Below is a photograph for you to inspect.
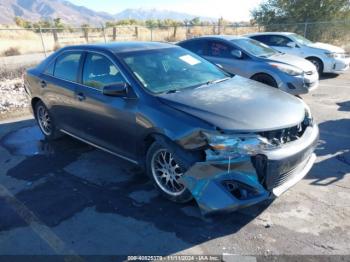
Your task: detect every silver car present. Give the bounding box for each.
[178,35,319,95]
[246,32,350,75]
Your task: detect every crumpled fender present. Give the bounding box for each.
[180,157,270,215]
[153,134,270,215]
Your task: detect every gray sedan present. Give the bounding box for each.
[178,35,319,95]
[25,42,318,214]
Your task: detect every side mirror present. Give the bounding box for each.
[286,42,297,48]
[231,50,243,59]
[103,82,128,97]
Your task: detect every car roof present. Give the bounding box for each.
[180,35,248,42]
[60,41,176,54]
[245,32,295,37]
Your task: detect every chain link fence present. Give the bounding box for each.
[0,21,350,58]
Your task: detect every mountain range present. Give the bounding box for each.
[0,0,217,25]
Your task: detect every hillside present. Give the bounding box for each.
[114,8,215,22]
[0,0,216,25]
[0,0,113,25]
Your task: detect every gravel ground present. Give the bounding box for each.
[0,78,30,118]
[0,59,35,120]
[0,71,349,260]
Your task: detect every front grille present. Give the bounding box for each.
[252,117,316,191]
[258,121,308,146]
[270,157,309,188]
[251,130,317,191]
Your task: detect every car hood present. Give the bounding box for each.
[267,53,316,72]
[306,42,345,53]
[158,76,306,132]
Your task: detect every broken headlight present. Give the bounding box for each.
[298,96,313,126]
[204,133,277,160]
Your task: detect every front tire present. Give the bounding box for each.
[34,101,61,140]
[306,57,323,75]
[251,73,278,88]
[146,141,193,203]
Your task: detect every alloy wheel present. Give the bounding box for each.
[36,105,52,136]
[151,149,186,196]
[310,60,320,72]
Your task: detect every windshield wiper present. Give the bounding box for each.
[165,77,232,93]
[259,54,271,58]
[206,77,231,85]
[165,89,179,94]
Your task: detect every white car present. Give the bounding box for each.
[246,32,350,74]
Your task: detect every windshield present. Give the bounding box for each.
[233,38,278,58]
[120,47,229,94]
[291,34,313,45]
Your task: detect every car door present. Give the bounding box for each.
[39,51,83,132]
[204,40,251,77]
[74,51,138,160]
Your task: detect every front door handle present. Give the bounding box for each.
[40,80,47,88]
[77,93,86,101]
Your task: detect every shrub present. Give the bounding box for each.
[2,47,21,57]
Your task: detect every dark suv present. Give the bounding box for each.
[24,42,319,214]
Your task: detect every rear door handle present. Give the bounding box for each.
[77,93,86,101]
[40,80,47,88]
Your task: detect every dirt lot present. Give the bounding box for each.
[0,72,349,260]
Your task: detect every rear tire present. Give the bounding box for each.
[34,101,61,140]
[146,141,193,203]
[251,74,278,88]
[306,57,323,75]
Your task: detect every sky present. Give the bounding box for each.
[68,0,263,21]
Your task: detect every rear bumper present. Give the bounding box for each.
[181,124,319,215]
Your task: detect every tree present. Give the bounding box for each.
[252,0,350,25]
[53,18,64,32]
[14,17,32,28]
[162,19,182,27]
[112,19,139,26]
[189,17,201,26]
[81,24,90,42]
[145,19,158,28]
[30,20,54,32]
[251,0,350,42]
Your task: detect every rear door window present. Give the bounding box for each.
[44,60,55,75]
[54,52,82,82]
[179,40,208,55]
[208,41,233,58]
[250,35,270,45]
[266,35,293,47]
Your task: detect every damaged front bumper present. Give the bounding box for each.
[180,124,319,215]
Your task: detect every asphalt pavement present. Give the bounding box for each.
[0,72,349,258]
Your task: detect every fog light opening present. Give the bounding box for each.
[222,180,258,200]
[287,83,296,89]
